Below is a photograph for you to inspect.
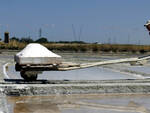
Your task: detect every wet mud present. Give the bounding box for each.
[6,94,150,113]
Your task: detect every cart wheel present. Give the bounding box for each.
[20,71,38,81]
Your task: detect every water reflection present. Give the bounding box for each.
[14,102,60,113]
[8,96,61,113]
[7,94,150,113]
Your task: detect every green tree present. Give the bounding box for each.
[10,37,20,41]
[35,37,48,43]
[20,37,34,43]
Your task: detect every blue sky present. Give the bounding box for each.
[0,0,150,44]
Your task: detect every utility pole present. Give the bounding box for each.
[0,24,1,41]
[138,40,141,45]
[108,38,111,44]
[78,25,83,42]
[127,34,130,44]
[113,37,116,44]
[39,28,42,38]
[72,24,77,41]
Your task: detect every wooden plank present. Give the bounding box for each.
[58,57,139,71]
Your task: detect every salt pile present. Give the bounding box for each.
[15,43,61,65]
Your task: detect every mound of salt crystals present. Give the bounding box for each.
[15,43,61,65]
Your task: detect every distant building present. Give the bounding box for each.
[4,31,9,43]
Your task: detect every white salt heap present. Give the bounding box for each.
[16,43,61,58]
[15,43,61,65]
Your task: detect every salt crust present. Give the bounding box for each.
[16,43,61,58]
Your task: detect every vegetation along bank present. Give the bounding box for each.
[0,37,150,54]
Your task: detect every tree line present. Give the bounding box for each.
[10,37,48,43]
[10,37,86,44]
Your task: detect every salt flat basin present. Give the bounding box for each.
[15,43,61,65]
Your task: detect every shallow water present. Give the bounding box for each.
[7,65,137,80]
[5,94,150,113]
[127,66,150,74]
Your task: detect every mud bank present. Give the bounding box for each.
[1,80,150,96]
